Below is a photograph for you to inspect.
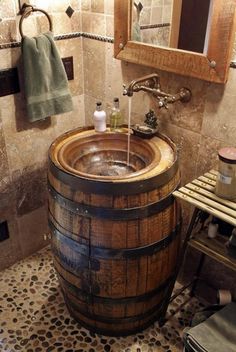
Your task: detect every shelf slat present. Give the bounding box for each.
[184,184,236,215]
[173,190,236,226]
[189,231,236,271]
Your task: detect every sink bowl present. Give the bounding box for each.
[52,128,175,181]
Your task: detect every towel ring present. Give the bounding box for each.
[19,4,53,38]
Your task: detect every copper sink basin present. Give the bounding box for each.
[56,130,167,180]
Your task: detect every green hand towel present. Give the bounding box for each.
[21,31,73,122]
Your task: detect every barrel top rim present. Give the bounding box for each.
[49,126,178,184]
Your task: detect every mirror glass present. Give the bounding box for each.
[132,0,212,53]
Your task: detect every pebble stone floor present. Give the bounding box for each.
[0,246,204,352]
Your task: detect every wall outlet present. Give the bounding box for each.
[0,221,9,242]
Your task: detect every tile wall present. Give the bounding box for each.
[0,0,84,269]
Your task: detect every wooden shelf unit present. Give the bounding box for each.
[173,170,236,296]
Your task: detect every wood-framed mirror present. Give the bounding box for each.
[114,0,236,83]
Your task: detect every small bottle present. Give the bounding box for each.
[93,102,106,132]
[110,97,123,131]
[207,217,218,239]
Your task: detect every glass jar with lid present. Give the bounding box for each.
[215,147,236,200]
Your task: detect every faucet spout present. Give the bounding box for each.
[123,73,161,97]
[123,73,191,108]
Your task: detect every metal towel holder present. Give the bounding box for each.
[19,3,53,38]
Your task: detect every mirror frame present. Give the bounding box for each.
[114,0,236,83]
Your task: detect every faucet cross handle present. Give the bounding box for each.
[123,84,128,96]
[158,97,169,109]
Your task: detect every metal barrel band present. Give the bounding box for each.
[65,301,162,337]
[48,156,179,195]
[64,293,164,324]
[57,269,174,304]
[49,219,181,259]
[48,183,175,220]
[48,210,89,246]
[51,240,100,275]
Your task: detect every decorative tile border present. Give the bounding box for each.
[1,31,235,68]
[140,23,170,30]
[0,32,113,50]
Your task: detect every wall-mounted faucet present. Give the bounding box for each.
[123,73,192,109]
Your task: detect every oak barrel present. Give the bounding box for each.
[48,127,181,336]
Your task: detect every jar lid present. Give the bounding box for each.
[218,147,236,164]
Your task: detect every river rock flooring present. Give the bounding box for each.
[0,246,203,352]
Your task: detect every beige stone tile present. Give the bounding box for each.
[17,14,39,38]
[48,0,71,13]
[56,38,84,96]
[81,11,106,35]
[201,69,236,144]
[0,0,16,18]
[0,19,17,44]
[53,94,85,137]
[84,94,98,126]
[158,72,208,133]
[196,135,234,176]
[28,0,50,11]
[162,5,172,23]
[0,94,57,172]
[0,116,10,180]
[17,206,49,258]
[70,0,81,11]
[91,0,104,13]
[81,0,91,11]
[140,7,151,26]
[142,0,152,6]
[104,0,114,15]
[36,13,55,34]
[51,12,72,35]
[12,162,48,216]
[158,122,200,186]
[104,43,130,106]
[0,48,12,68]
[71,10,81,32]
[151,7,163,25]
[106,14,114,37]
[83,38,105,99]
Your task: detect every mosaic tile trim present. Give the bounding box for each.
[0,32,113,50]
[140,23,170,30]
[0,245,205,352]
[1,31,235,69]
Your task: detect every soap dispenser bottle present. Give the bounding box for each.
[110,97,123,131]
[93,102,106,132]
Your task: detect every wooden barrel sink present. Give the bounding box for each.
[48,127,181,336]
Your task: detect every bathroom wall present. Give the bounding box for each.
[139,0,172,46]
[81,0,236,296]
[0,0,84,269]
